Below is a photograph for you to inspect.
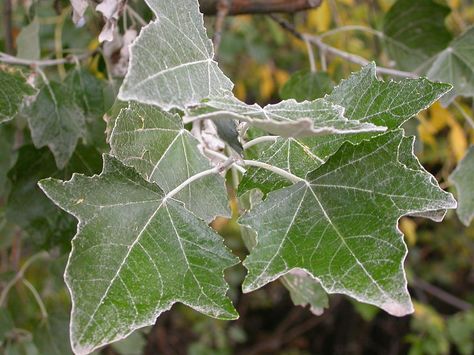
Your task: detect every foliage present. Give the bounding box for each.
[0,0,473,354]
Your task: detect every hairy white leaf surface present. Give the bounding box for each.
[118,0,233,110]
[185,92,385,138]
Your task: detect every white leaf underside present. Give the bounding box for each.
[118,0,233,110]
[185,92,386,138]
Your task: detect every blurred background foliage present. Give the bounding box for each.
[0,0,473,354]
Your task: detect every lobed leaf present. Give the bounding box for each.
[110,102,230,222]
[426,27,474,105]
[26,79,86,169]
[118,0,233,110]
[239,64,452,196]
[449,146,474,226]
[240,131,456,316]
[39,155,238,355]
[0,68,36,124]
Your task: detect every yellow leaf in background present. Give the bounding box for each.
[449,0,460,9]
[377,0,392,12]
[413,302,446,330]
[274,69,289,89]
[400,218,417,246]
[448,119,467,162]
[418,102,449,148]
[307,1,332,33]
[429,102,450,133]
[337,0,354,5]
[258,65,275,102]
[234,81,247,101]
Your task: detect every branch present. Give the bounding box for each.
[270,15,417,79]
[3,0,14,54]
[413,278,472,311]
[163,157,235,202]
[0,51,96,67]
[0,251,50,307]
[200,0,322,15]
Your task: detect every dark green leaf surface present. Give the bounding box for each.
[26,80,86,169]
[449,146,474,226]
[39,155,238,354]
[383,0,452,71]
[0,69,36,124]
[427,27,474,104]
[110,102,230,222]
[241,131,456,315]
[6,145,102,250]
[280,70,334,102]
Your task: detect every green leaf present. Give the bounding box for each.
[280,270,329,315]
[16,18,40,60]
[39,155,238,354]
[185,92,385,138]
[6,145,102,250]
[326,63,452,129]
[240,131,456,316]
[0,124,17,197]
[239,64,451,196]
[26,79,86,169]
[383,0,452,71]
[447,310,474,355]
[65,68,110,149]
[240,190,328,315]
[426,27,474,104]
[449,145,474,226]
[280,70,334,102]
[66,69,107,120]
[34,311,72,355]
[118,0,233,110]
[110,102,230,222]
[0,68,36,124]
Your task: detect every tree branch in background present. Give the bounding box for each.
[200,0,322,15]
[213,0,230,58]
[270,14,417,79]
[3,0,14,54]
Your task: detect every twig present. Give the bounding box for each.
[243,135,279,150]
[319,25,384,39]
[202,147,247,173]
[200,0,322,15]
[22,280,48,320]
[413,278,472,311]
[0,51,95,67]
[269,15,417,79]
[243,160,305,183]
[163,157,236,202]
[213,0,230,58]
[3,0,14,54]
[54,7,71,79]
[304,37,317,73]
[452,100,474,129]
[126,5,147,27]
[0,251,50,307]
